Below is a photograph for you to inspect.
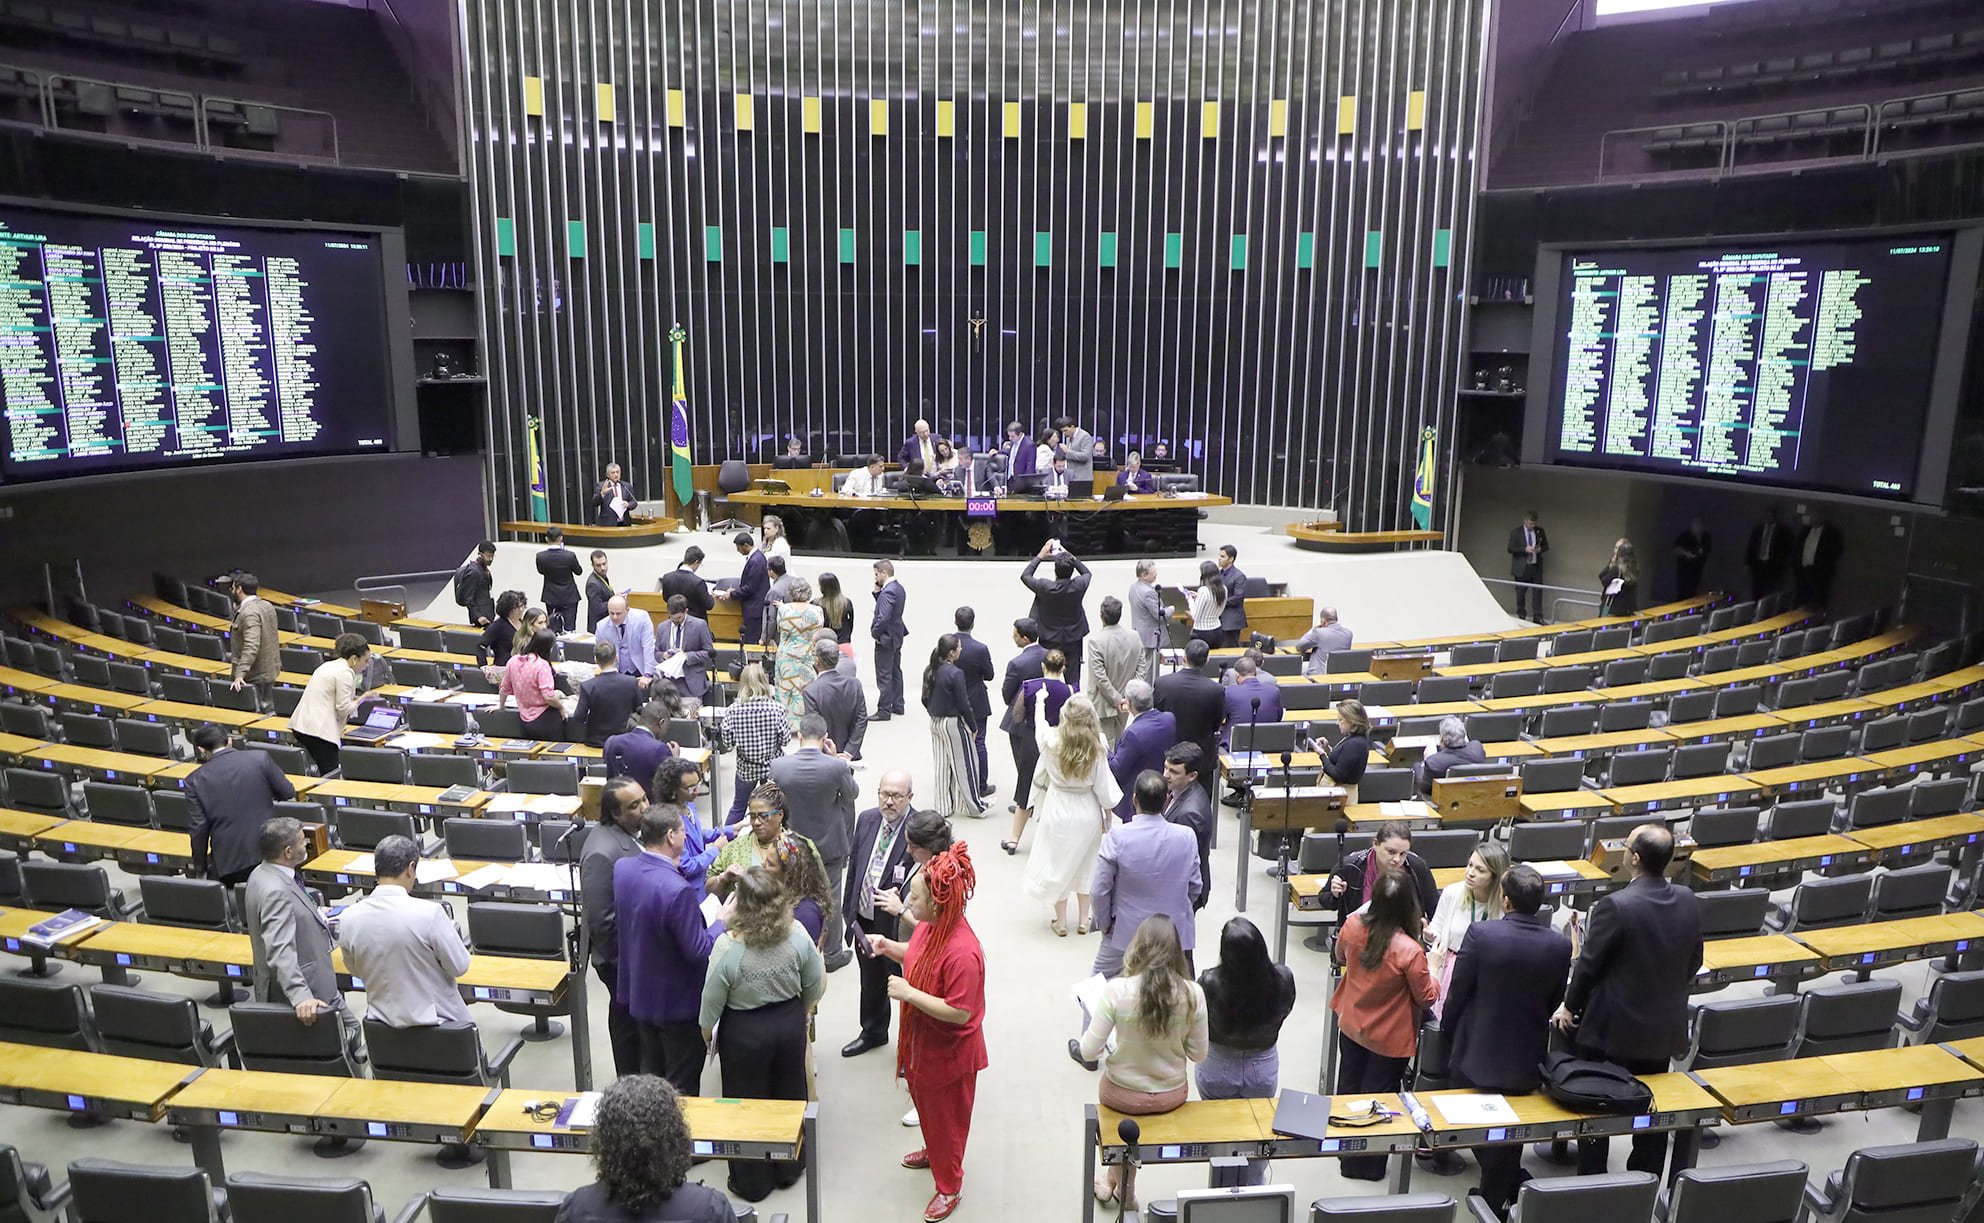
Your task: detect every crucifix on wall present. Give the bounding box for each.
[968,312,987,354]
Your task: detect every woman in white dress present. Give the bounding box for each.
[761,514,793,565]
[1020,693,1121,937]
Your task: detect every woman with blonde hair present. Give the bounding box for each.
[1600,538,1640,616]
[719,665,791,824]
[1019,693,1121,936]
[759,514,791,565]
[1322,698,1373,802]
[772,576,823,718]
[699,865,823,1201]
[1071,916,1207,1206]
[1427,841,1510,1002]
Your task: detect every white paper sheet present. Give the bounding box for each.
[1432,1094,1520,1126]
[501,863,572,893]
[565,1091,602,1129]
[342,853,376,875]
[700,893,724,924]
[414,859,459,884]
[451,864,510,891]
[1532,860,1583,879]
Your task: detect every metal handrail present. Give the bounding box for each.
[1478,576,1603,626]
[201,93,340,163]
[1727,102,1873,165]
[355,568,457,604]
[0,60,340,165]
[1598,119,1730,178]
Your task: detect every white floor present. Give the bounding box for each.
[2,523,1962,1220]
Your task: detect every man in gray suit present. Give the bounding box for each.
[244,816,360,1053]
[1054,415,1095,485]
[655,595,715,708]
[1161,744,1216,911]
[1084,596,1147,746]
[770,713,859,970]
[802,638,869,762]
[1091,771,1203,978]
[1128,560,1169,680]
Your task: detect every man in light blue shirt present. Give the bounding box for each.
[594,595,657,678]
[1298,606,1354,675]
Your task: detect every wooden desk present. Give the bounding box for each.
[334,949,570,1008]
[1691,834,1870,884]
[133,699,262,729]
[1792,912,1984,972]
[1696,1060,1861,1123]
[1868,680,1964,713]
[24,743,176,784]
[308,777,424,812]
[1662,714,1786,744]
[1843,812,1984,866]
[151,761,319,798]
[499,519,678,545]
[0,1041,196,1121]
[1697,934,1823,990]
[1518,791,1619,822]
[316,1078,490,1143]
[166,1067,355,1185]
[0,808,63,851]
[59,919,229,975]
[1700,1046,1983,1139]
[1821,1044,1984,1109]
[40,683,151,716]
[1418,1073,1719,1149]
[1767,698,1879,730]
[1743,757,1880,798]
[258,589,361,618]
[1530,729,1679,757]
[1860,737,1984,782]
[0,666,55,696]
[1603,776,1761,816]
[32,819,150,862]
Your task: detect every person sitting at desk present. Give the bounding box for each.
[900,458,942,497]
[932,438,966,494]
[1298,606,1354,675]
[575,639,648,747]
[477,590,527,667]
[1319,698,1373,800]
[592,462,636,527]
[843,454,887,498]
[1220,655,1281,745]
[499,628,568,741]
[556,1075,739,1223]
[1042,454,1073,498]
[338,834,472,1028]
[773,436,810,469]
[1416,714,1487,793]
[1070,915,1207,1209]
[1115,452,1156,494]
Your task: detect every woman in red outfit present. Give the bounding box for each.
[868,843,985,1223]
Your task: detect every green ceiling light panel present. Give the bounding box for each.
[704,225,722,263]
[1034,231,1052,267]
[566,220,586,258]
[968,229,988,267]
[1230,234,1248,271]
[1295,232,1315,269]
[904,229,923,266]
[1433,228,1452,269]
[1163,231,1183,270]
[495,217,515,257]
[839,227,857,264]
[770,226,790,264]
[1098,231,1118,268]
[1364,230,1383,268]
[636,223,655,260]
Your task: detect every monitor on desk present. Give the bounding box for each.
[1070,478,1094,499]
[1176,1186,1297,1223]
[1009,473,1048,497]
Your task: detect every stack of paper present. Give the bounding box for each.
[484,793,582,817]
[1377,801,1433,819]
[1431,1094,1520,1126]
[414,859,461,884]
[559,1092,602,1129]
[451,864,510,891]
[501,863,571,893]
[1532,860,1583,879]
[401,686,454,703]
[342,853,377,875]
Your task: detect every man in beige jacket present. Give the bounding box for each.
[229,572,283,705]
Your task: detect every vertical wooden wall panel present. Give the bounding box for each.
[463,0,1488,530]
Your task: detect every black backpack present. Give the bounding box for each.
[452,563,478,609]
[1539,1051,1654,1115]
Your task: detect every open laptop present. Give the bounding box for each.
[343,703,405,745]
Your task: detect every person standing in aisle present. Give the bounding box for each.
[536,526,584,634]
[871,560,909,720]
[1020,541,1092,688]
[1507,511,1549,621]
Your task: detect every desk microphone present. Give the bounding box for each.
[1251,696,1261,712]
[1117,1117,1141,1163]
[551,820,584,856]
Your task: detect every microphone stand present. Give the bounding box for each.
[1273,748,1296,964]
[1116,1118,1142,1220]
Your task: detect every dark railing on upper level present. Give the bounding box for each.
[0,62,340,165]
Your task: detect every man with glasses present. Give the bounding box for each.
[840,769,919,1057]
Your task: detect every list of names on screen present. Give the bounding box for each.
[1546,236,1952,499]
[0,206,392,480]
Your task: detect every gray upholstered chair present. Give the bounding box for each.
[1654,1159,1806,1223]
[1799,1139,1977,1223]
[1312,1193,1456,1223]
[66,1159,227,1223]
[225,1172,387,1223]
[1468,1171,1657,1223]
[0,1143,72,1223]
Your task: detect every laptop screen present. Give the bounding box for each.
[362,705,404,731]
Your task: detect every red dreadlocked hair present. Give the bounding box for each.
[905,842,975,994]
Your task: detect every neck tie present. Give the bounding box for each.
[862,819,901,918]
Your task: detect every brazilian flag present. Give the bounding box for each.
[525,416,549,523]
[669,324,693,505]
[1410,426,1436,530]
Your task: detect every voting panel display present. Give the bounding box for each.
[1540,234,1953,500]
[0,201,395,481]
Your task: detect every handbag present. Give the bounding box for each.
[1539,1050,1653,1115]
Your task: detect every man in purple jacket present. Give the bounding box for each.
[1221,655,1283,747]
[614,805,735,1094]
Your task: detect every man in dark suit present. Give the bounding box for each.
[573,640,646,747]
[1108,680,1175,819]
[1744,506,1790,603]
[1221,655,1282,747]
[870,560,908,718]
[997,419,1037,488]
[953,607,997,793]
[583,551,616,632]
[615,806,735,1094]
[1795,511,1844,609]
[803,639,869,762]
[1442,864,1574,1218]
[840,770,918,1057]
[603,700,675,798]
[1001,618,1048,816]
[1154,638,1226,802]
[655,595,715,707]
[1506,511,1548,622]
[186,724,296,886]
[898,418,939,471]
[1214,545,1249,646]
[579,778,647,1077]
[770,714,859,970]
[714,531,769,645]
[1554,824,1702,1176]
[535,526,584,634]
[592,462,636,526]
[1020,541,1093,688]
[1160,743,1214,910]
[660,546,716,619]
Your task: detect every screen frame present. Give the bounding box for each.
[0,194,418,485]
[1521,224,1983,510]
